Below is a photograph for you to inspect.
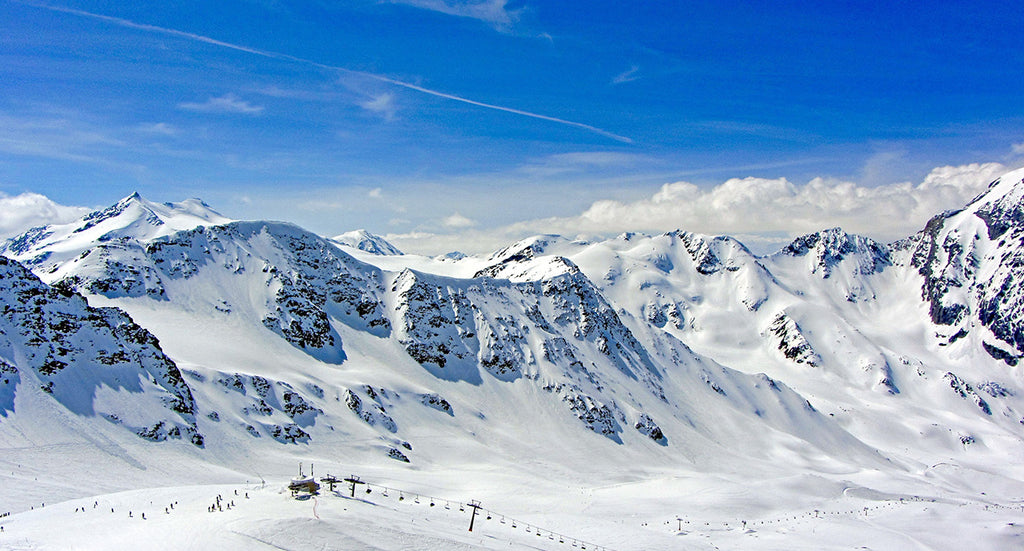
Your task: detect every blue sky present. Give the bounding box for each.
[2,0,1023,254]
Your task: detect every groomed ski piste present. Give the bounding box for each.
[2,456,1023,550]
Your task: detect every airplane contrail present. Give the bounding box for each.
[24,2,634,144]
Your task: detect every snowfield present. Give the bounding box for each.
[4,169,1024,549]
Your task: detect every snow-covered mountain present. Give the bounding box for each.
[5,168,1024,550]
[330,229,404,256]
[0,256,201,445]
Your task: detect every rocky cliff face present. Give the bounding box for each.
[0,256,202,445]
[895,168,1024,359]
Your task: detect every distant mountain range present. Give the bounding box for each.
[3,168,1024,479]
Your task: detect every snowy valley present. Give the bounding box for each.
[4,169,1024,549]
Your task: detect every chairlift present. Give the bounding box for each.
[382,489,389,498]
[486,513,492,520]
[366,487,372,494]
[444,501,450,510]
[399,492,404,501]
[430,500,435,507]
[500,516,506,524]
[459,504,465,512]
[414,495,420,504]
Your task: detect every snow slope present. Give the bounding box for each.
[4,168,1024,549]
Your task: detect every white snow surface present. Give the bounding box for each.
[4,169,1024,549]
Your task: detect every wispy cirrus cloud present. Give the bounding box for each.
[178,94,264,114]
[611,65,640,85]
[28,3,629,143]
[359,93,398,120]
[137,122,178,136]
[388,0,520,30]
[0,111,148,173]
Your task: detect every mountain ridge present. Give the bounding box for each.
[4,168,1024,542]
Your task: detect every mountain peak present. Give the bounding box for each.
[330,229,403,256]
[2,193,232,268]
[774,228,890,278]
[963,166,1024,240]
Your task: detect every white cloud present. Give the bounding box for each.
[442,212,477,228]
[0,192,92,239]
[178,94,264,114]
[385,229,515,256]
[389,0,519,30]
[387,162,1012,256]
[514,162,1008,248]
[359,93,397,120]
[611,65,640,85]
[368,187,383,199]
[519,151,649,178]
[137,122,178,136]
[1012,142,1024,155]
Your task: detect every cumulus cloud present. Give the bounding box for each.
[515,162,1007,245]
[442,212,477,228]
[389,161,1012,256]
[178,94,264,114]
[0,192,92,239]
[1013,142,1024,155]
[389,0,519,30]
